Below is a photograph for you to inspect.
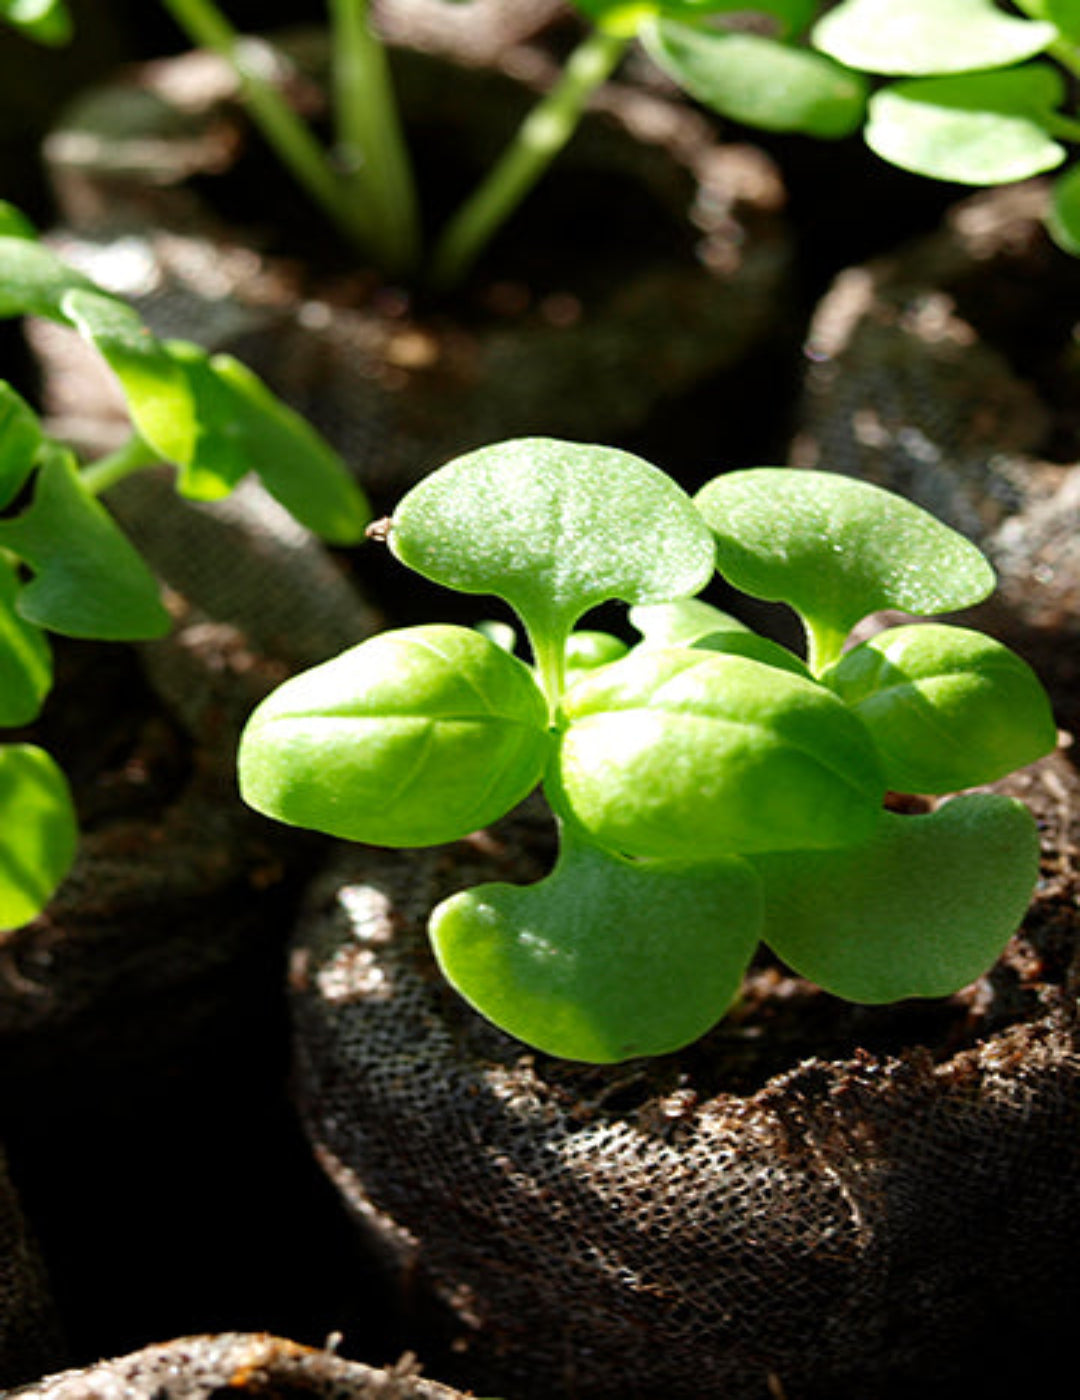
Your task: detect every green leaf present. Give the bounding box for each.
[0,744,77,931]
[61,289,199,469]
[629,597,750,647]
[0,380,43,510]
[641,19,867,137]
[555,647,885,859]
[694,468,996,669]
[430,828,763,1062]
[865,67,1068,185]
[753,793,1041,1001]
[0,556,51,725]
[564,630,629,688]
[813,0,1057,75]
[0,234,100,321]
[823,623,1058,793]
[0,202,38,240]
[239,624,552,847]
[568,0,818,36]
[1025,0,1080,41]
[0,0,72,45]
[202,351,370,544]
[1048,162,1080,255]
[0,448,170,639]
[390,438,715,690]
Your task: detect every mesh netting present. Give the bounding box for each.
[6,1332,464,1399]
[290,749,1080,1400]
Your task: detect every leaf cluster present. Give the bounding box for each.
[240,437,1057,1063]
[0,204,369,930]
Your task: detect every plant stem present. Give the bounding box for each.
[1045,108,1080,144]
[428,27,630,291]
[328,0,421,277]
[79,434,159,496]
[158,0,386,263]
[531,628,569,724]
[805,618,848,677]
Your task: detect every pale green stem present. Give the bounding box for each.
[78,434,159,496]
[804,617,848,677]
[1045,109,1080,145]
[328,0,421,276]
[428,27,630,290]
[158,0,385,261]
[531,628,569,725]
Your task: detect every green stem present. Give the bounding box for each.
[328,0,420,276]
[531,628,569,725]
[1045,108,1080,144]
[79,434,159,496]
[158,0,384,261]
[804,617,848,677]
[428,27,630,291]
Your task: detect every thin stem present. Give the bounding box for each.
[804,617,848,677]
[328,0,420,277]
[158,0,384,261]
[530,627,569,725]
[1045,108,1080,144]
[79,434,159,496]
[428,27,630,291]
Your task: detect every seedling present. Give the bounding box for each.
[239,436,1057,1063]
[812,0,1080,253]
[0,201,369,928]
[0,0,866,286]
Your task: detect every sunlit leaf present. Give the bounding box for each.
[0,234,100,321]
[753,793,1041,1001]
[865,66,1068,185]
[431,828,762,1062]
[813,0,1057,76]
[0,744,77,930]
[0,556,51,725]
[0,0,72,45]
[642,19,867,136]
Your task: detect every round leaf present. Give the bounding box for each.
[694,468,996,665]
[0,449,170,639]
[865,67,1068,185]
[390,437,715,656]
[431,830,763,1062]
[824,624,1058,794]
[0,557,51,725]
[813,0,1057,76]
[642,20,867,137]
[0,743,77,930]
[556,647,885,859]
[239,624,551,847]
[753,793,1041,1002]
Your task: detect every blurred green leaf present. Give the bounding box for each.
[866,66,1068,185]
[0,743,77,931]
[0,0,72,45]
[0,557,51,725]
[813,0,1057,75]
[642,19,867,136]
[0,234,100,320]
[1048,161,1080,254]
[0,380,43,510]
[0,202,38,240]
[0,447,170,639]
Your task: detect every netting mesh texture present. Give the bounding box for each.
[290,751,1080,1400]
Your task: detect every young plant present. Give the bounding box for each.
[811,0,1080,253]
[0,200,370,929]
[239,436,1057,1064]
[0,0,867,287]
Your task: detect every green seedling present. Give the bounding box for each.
[0,0,866,287]
[811,0,1080,253]
[239,437,1057,1064]
[0,202,369,929]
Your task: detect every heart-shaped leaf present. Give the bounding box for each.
[0,380,42,510]
[0,557,51,725]
[391,437,715,695]
[813,0,1057,75]
[752,793,1041,1002]
[695,468,996,669]
[865,66,1068,185]
[823,623,1058,793]
[0,743,77,930]
[430,828,763,1062]
[642,20,867,137]
[239,624,551,847]
[0,448,170,639]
